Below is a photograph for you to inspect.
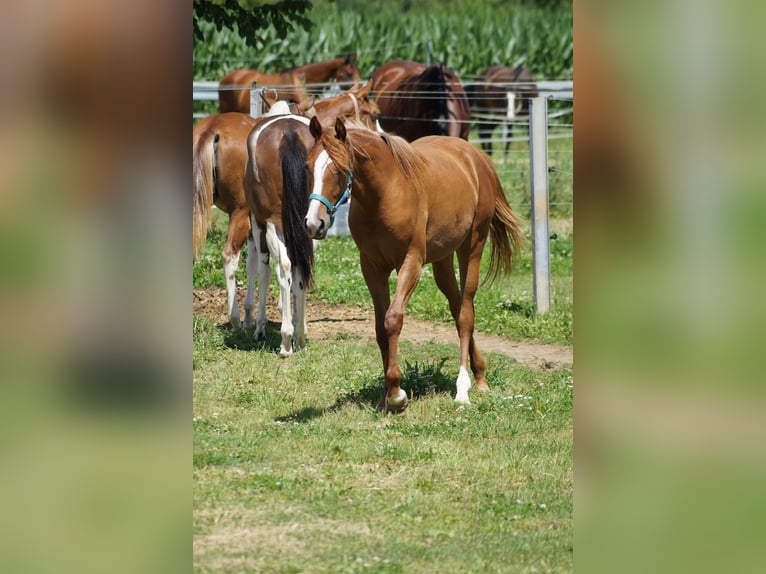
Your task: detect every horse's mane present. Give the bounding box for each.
[320,124,427,182]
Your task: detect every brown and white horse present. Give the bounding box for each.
[304,117,524,411]
[242,82,379,356]
[370,60,471,141]
[192,84,377,339]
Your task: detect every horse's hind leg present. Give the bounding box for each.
[455,241,490,399]
[251,216,271,341]
[265,221,295,357]
[432,256,474,404]
[223,208,251,329]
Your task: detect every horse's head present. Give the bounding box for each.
[305,117,353,239]
[336,54,361,84]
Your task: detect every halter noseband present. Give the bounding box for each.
[309,169,352,228]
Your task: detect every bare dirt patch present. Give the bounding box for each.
[194,286,572,369]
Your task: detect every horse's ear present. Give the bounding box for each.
[335,117,347,142]
[346,54,357,65]
[309,116,323,140]
[358,79,373,98]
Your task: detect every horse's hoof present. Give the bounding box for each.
[253,326,266,341]
[454,393,472,405]
[386,389,409,413]
[229,317,242,330]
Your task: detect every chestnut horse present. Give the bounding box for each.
[242,82,379,356]
[193,112,259,329]
[370,60,471,141]
[218,56,360,114]
[192,85,377,338]
[219,69,308,114]
[467,65,539,159]
[304,117,524,412]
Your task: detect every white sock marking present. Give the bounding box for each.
[455,366,472,404]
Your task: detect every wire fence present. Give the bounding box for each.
[193,79,573,219]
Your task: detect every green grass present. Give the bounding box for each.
[193,317,573,572]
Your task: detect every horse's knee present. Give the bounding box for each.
[383,309,403,338]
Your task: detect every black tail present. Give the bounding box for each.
[279,130,314,289]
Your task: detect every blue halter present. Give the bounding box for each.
[309,170,353,228]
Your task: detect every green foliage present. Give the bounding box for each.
[193,5,573,81]
[193,0,313,48]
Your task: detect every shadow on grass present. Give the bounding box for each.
[219,320,284,353]
[277,357,455,423]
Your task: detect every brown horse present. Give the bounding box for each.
[218,56,360,114]
[193,112,258,329]
[467,65,539,159]
[290,54,361,86]
[219,69,308,114]
[242,82,379,356]
[370,60,471,141]
[304,117,524,412]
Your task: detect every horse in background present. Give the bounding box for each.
[218,56,361,114]
[304,117,524,412]
[466,64,539,159]
[290,54,360,87]
[242,81,379,356]
[218,69,308,114]
[370,60,470,141]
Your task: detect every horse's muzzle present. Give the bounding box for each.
[305,216,327,240]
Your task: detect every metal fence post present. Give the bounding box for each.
[529,96,551,314]
[249,82,262,118]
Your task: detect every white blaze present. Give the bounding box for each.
[305,149,333,227]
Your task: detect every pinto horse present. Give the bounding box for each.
[467,64,539,159]
[242,82,379,356]
[218,56,360,114]
[370,60,471,141]
[304,117,524,412]
[192,84,377,338]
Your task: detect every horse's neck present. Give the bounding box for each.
[350,133,407,207]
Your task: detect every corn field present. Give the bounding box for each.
[193,7,573,82]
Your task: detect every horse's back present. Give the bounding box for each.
[408,136,499,258]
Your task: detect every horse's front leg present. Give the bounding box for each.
[265,221,294,357]
[371,250,423,413]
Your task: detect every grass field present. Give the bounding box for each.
[193,125,573,572]
[194,318,573,572]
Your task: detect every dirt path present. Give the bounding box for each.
[194,286,572,370]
